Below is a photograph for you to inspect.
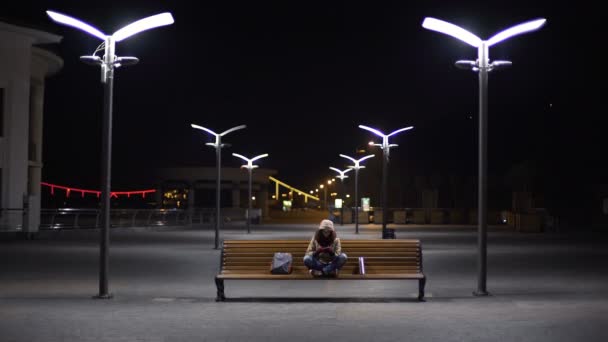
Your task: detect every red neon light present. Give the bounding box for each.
[41,182,156,199]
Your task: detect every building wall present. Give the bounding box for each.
[156,166,277,218]
[0,22,62,232]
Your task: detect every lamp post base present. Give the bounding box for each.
[92,293,113,299]
[473,290,490,297]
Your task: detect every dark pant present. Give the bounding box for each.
[303,253,348,274]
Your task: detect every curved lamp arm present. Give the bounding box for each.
[191,124,218,137]
[220,125,247,136]
[388,126,414,137]
[46,10,106,40]
[487,19,546,47]
[112,13,174,42]
[339,154,375,168]
[358,125,386,138]
[422,17,481,47]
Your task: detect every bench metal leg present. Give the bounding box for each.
[215,277,226,302]
[418,278,426,302]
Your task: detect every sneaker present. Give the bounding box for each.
[322,269,338,278]
[309,269,323,277]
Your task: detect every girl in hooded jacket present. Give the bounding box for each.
[303,219,348,277]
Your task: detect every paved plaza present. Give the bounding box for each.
[1,223,607,341]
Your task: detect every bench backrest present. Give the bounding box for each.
[220,239,423,275]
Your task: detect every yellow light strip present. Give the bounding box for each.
[268,176,320,201]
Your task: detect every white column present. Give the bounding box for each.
[24,80,44,232]
[0,35,31,229]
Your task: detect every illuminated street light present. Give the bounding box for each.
[232,153,269,234]
[422,17,546,296]
[359,125,413,238]
[339,154,374,234]
[191,124,246,249]
[329,167,353,225]
[46,10,174,299]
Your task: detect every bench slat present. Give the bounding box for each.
[223,239,422,243]
[223,262,420,267]
[221,267,420,272]
[217,273,425,280]
[223,248,419,253]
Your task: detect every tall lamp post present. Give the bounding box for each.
[329,167,352,225]
[191,124,246,249]
[326,180,333,211]
[319,184,325,209]
[47,10,174,299]
[339,154,374,234]
[232,153,269,233]
[422,17,546,296]
[359,125,413,239]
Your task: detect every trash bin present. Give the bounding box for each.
[248,209,262,224]
[382,228,396,239]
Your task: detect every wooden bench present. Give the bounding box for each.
[215,239,426,301]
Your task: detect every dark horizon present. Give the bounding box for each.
[2,1,605,213]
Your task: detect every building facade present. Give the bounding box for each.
[155,166,277,220]
[0,21,63,232]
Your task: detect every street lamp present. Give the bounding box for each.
[232,153,269,234]
[326,180,333,212]
[359,125,413,238]
[422,17,546,296]
[191,124,246,249]
[339,154,374,234]
[319,184,326,209]
[329,167,353,225]
[46,10,174,299]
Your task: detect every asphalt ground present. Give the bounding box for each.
[1,223,607,341]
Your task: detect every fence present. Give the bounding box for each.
[0,208,25,231]
[39,208,216,230]
[340,207,528,226]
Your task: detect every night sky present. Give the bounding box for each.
[2,1,604,200]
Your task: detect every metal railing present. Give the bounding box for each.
[335,207,518,225]
[39,208,215,230]
[0,208,24,231]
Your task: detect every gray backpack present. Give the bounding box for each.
[270,252,293,274]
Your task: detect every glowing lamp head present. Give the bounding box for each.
[47,10,174,42]
[422,17,546,48]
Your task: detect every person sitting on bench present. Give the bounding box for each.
[303,219,348,277]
